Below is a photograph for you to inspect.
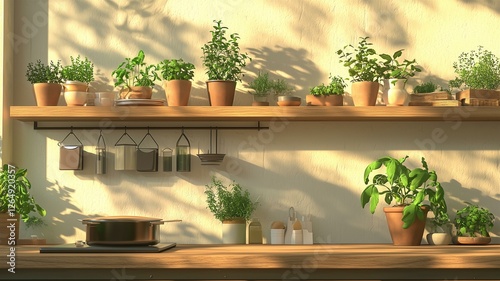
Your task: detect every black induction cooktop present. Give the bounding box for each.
[40,242,176,253]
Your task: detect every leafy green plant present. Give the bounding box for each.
[271,79,294,96]
[361,156,447,229]
[205,177,258,222]
[248,72,274,97]
[452,46,500,90]
[111,50,159,88]
[61,55,94,83]
[337,37,383,82]
[413,81,439,94]
[158,59,195,81]
[0,164,46,223]
[25,215,47,230]
[379,49,422,80]
[310,75,347,96]
[201,20,251,82]
[454,202,495,237]
[25,59,63,84]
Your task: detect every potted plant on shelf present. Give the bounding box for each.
[201,20,251,106]
[25,59,63,106]
[158,58,195,106]
[248,71,273,106]
[61,55,94,106]
[307,75,346,106]
[453,202,495,245]
[111,50,159,99]
[0,164,46,245]
[452,46,500,105]
[426,202,452,245]
[205,176,258,244]
[361,155,448,246]
[273,79,300,106]
[379,50,422,106]
[337,37,383,106]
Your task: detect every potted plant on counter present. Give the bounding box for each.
[0,164,46,245]
[337,37,383,106]
[201,20,251,106]
[205,176,258,244]
[61,55,94,106]
[307,75,346,106]
[361,155,448,246]
[426,203,452,245]
[453,46,500,105]
[112,50,159,100]
[158,58,195,106]
[248,71,274,106]
[379,50,422,106]
[453,202,495,245]
[25,59,63,106]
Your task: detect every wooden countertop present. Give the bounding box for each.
[2,244,500,280]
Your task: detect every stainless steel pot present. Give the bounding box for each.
[80,216,181,246]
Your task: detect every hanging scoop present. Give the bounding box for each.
[95,130,106,175]
[197,128,225,165]
[176,129,191,172]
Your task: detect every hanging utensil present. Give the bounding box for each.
[59,127,84,170]
[96,130,106,175]
[162,148,173,172]
[115,127,137,171]
[176,128,191,172]
[136,128,159,172]
[197,128,225,165]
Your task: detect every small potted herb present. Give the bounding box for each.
[337,37,383,106]
[158,58,195,106]
[201,20,251,106]
[453,202,495,245]
[307,75,346,106]
[361,155,448,246]
[453,46,500,105]
[379,50,422,106]
[0,164,46,244]
[25,59,63,106]
[426,204,452,245]
[248,72,274,106]
[61,55,94,106]
[111,50,159,99]
[205,177,258,244]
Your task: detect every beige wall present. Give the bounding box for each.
[8,0,500,244]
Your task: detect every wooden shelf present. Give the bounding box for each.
[9,105,500,122]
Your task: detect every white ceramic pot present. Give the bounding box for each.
[64,91,88,106]
[381,78,390,105]
[222,219,246,244]
[387,79,408,106]
[426,233,452,245]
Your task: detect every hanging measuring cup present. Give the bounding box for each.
[162,148,173,172]
[176,129,191,172]
[96,130,106,175]
[115,128,137,171]
[59,128,84,170]
[136,128,159,172]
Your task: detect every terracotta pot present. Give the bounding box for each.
[277,95,301,106]
[351,81,379,106]
[0,213,19,245]
[63,81,88,92]
[383,206,428,246]
[64,91,88,106]
[163,80,191,106]
[120,86,153,99]
[33,83,62,106]
[206,80,237,106]
[222,218,246,244]
[453,236,491,245]
[252,101,269,106]
[306,95,343,106]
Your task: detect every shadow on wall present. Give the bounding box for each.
[458,0,500,13]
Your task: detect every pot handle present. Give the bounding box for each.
[150,219,182,225]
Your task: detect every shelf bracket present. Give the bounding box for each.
[33,121,268,131]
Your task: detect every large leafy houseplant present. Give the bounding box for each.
[112,50,159,88]
[205,177,258,222]
[0,164,46,223]
[451,46,500,90]
[337,37,383,83]
[379,50,421,81]
[201,20,251,82]
[361,156,447,229]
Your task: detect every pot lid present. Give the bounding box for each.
[82,216,162,222]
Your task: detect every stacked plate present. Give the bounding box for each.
[115,99,166,106]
